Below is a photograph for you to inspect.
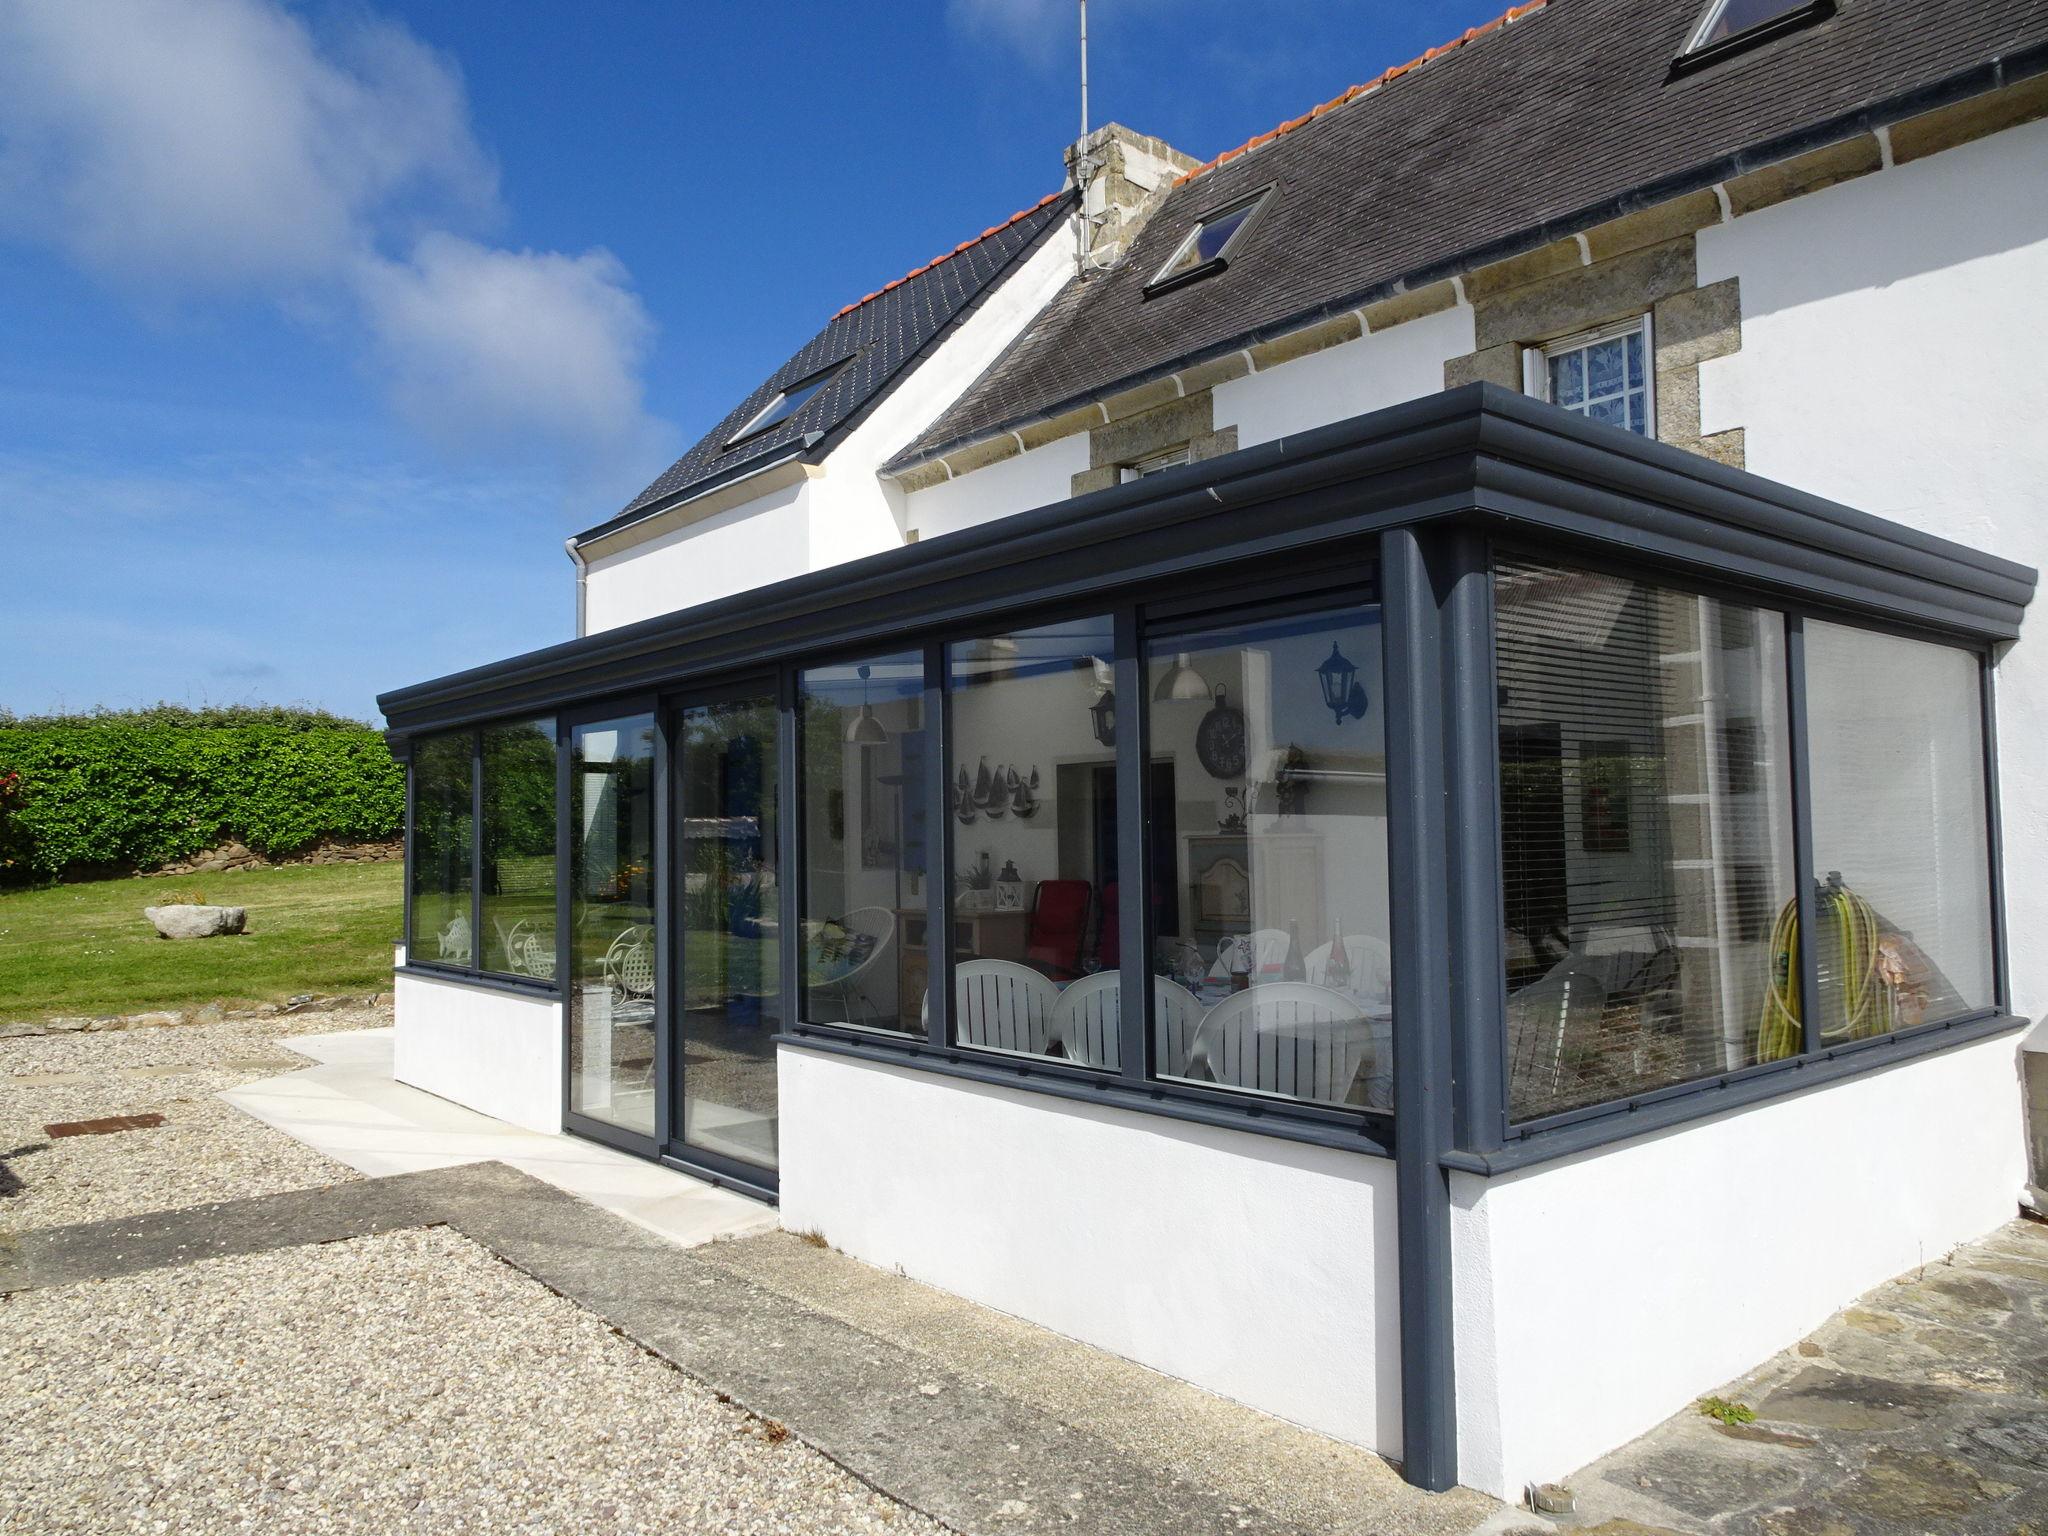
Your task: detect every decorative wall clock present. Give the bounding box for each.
[1196,684,1248,780]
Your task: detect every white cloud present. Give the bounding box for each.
[352,235,668,468]
[947,0,1076,64]
[0,0,672,479]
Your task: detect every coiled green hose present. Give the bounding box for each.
[1756,879,1892,1061]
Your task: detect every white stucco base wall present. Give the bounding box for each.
[1451,1031,2028,1500]
[777,1043,1403,1456]
[393,971,563,1134]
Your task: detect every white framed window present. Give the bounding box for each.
[1120,445,1191,483]
[1524,316,1655,438]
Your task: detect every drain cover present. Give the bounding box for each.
[44,1113,166,1139]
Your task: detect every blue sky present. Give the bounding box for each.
[0,0,1502,723]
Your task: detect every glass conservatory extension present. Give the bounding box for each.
[379,385,2034,1497]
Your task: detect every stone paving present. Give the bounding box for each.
[1561,1218,2048,1534]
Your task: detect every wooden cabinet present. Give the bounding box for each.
[895,907,1031,1014]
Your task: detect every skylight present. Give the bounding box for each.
[1674,0,1832,72]
[726,360,846,449]
[1144,188,1273,296]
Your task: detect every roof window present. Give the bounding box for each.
[726,360,847,449]
[1673,0,1833,74]
[1144,187,1273,297]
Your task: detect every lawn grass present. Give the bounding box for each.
[0,862,402,1021]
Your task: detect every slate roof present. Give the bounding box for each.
[892,0,2048,470]
[590,191,1071,538]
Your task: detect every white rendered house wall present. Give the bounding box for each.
[777,1045,1406,1457]
[583,216,1079,634]
[1451,1030,2025,1499]
[393,969,563,1134]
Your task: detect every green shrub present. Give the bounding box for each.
[0,704,404,880]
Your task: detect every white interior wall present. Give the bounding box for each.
[778,1044,1404,1456]
[394,970,563,1134]
[1452,1030,2026,1500]
[1696,117,2048,1039]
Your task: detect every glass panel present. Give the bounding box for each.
[1625,329,1645,389]
[410,732,473,966]
[1806,623,1993,1037]
[1586,336,1627,400]
[1588,393,1630,429]
[1694,0,1810,47]
[1496,559,1796,1122]
[1549,348,1585,407]
[1148,603,1393,1111]
[799,653,927,1036]
[731,369,834,444]
[568,715,657,1137]
[679,692,781,1170]
[1155,194,1264,282]
[947,618,1119,1067]
[479,717,557,979]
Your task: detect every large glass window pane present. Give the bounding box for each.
[479,717,557,979]
[1496,559,1796,1122]
[568,715,657,1137]
[947,618,1120,1066]
[799,653,927,1036]
[678,693,781,1170]
[1806,623,1993,1036]
[1148,603,1393,1110]
[410,732,473,966]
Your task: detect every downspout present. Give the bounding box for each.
[565,537,589,638]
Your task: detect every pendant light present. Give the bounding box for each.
[845,663,889,745]
[1153,652,1209,702]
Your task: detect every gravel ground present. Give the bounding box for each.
[0,1004,386,1235]
[1,1225,938,1536]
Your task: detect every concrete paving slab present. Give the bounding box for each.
[220,1026,776,1249]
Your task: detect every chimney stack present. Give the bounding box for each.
[1065,124,1198,275]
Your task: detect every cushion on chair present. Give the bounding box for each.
[1025,879,1092,980]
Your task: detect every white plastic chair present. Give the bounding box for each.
[1048,971,1121,1069]
[811,905,895,1026]
[1183,982,1372,1105]
[436,913,471,965]
[950,959,1061,1058]
[1151,976,1206,1081]
[1303,934,1393,998]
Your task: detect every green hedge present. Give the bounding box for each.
[0,705,404,880]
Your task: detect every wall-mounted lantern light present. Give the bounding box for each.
[1316,642,1368,724]
[1090,686,1117,748]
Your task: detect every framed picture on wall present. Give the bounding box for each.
[1579,737,1633,854]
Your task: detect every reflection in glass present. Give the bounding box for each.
[479,717,556,978]
[679,694,781,1170]
[410,732,474,966]
[948,619,1120,1066]
[1806,623,1993,1038]
[1495,559,1796,1121]
[568,715,657,1137]
[1146,605,1392,1109]
[800,654,926,1036]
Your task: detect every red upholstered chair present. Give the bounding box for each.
[1025,879,1093,981]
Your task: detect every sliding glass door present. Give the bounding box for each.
[672,685,782,1178]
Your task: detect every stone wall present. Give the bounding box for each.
[149,836,402,878]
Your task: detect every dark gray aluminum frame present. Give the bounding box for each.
[381,384,2034,1493]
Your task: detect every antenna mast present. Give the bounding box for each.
[1079,0,1089,140]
